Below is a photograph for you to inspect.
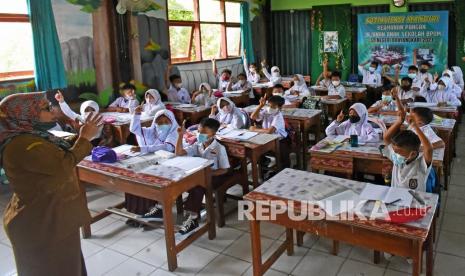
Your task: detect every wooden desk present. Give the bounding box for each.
[310,86,367,102]
[280,76,311,89]
[223,90,250,107]
[243,106,322,170]
[101,112,153,144]
[377,114,456,188]
[172,106,211,126]
[252,84,273,99]
[245,169,438,276]
[408,105,460,120]
[217,133,281,188]
[77,159,216,271]
[309,140,444,182]
[320,97,349,120]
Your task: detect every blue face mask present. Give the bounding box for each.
[197,133,210,143]
[391,152,407,166]
[157,124,171,135]
[382,95,392,102]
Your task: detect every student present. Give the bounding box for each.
[326,102,379,142]
[408,65,422,92]
[212,58,232,92]
[368,84,396,114]
[271,84,292,105]
[383,109,433,191]
[418,61,434,86]
[451,66,464,90]
[250,95,290,167]
[442,69,462,99]
[358,60,382,87]
[242,50,260,84]
[398,77,415,103]
[107,83,139,112]
[192,83,215,107]
[142,89,165,116]
[381,64,400,85]
[285,74,310,97]
[409,107,445,149]
[228,73,254,99]
[315,59,332,88]
[166,73,191,103]
[421,76,462,106]
[125,109,179,220]
[209,97,245,129]
[261,60,282,86]
[327,71,346,99]
[176,118,230,234]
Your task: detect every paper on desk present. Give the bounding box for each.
[330,135,350,143]
[360,185,412,207]
[48,130,75,138]
[317,190,363,217]
[221,130,258,140]
[160,156,211,173]
[217,126,235,136]
[112,144,141,157]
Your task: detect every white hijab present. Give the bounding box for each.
[80,100,99,118]
[452,66,464,89]
[199,82,211,92]
[152,109,179,146]
[216,97,237,124]
[144,89,165,116]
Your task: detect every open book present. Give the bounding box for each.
[359,185,413,207]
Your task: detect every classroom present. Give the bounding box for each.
[1,0,465,275]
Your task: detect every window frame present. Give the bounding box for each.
[166,0,241,64]
[0,12,34,81]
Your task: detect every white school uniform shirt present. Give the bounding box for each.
[370,100,397,112]
[243,58,260,84]
[421,77,462,106]
[328,83,346,98]
[231,80,254,98]
[399,89,415,101]
[256,109,287,139]
[452,66,464,90]
[184,139,230,170]
[408,124,443,145]
[319,78,331,88]
[216,74,230,92]
[130,110,179,154]
[358,65,382,87]
[383,145,430,192]
[109,96,139,109]
[411,75,422,90]
[285,74,310,97]
[167,85,191,104]
[418,72,433,87]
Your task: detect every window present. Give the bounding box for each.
[0,1,34,81]
[167,0,241,63]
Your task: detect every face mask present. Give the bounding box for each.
[272,72,280,78]
[157,124,171,134]
[349,115,361,124]
[175,82,183,89]
[125,95,134,100]
[382,95,392,102]
[420,68,428,74]
[197,133,210,143]
[249,67,256,73]
[369,67,376,73]
[438,84,446,90]
[272,92,282,96]
[332,80,340,87]
[238,80,246,85]
[33,121,58,132]
[146,97,155,104]
[408,73,417,79]
[222,75,230,81]
[391,152,407,166]
[265,106,278,115]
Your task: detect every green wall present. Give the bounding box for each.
[271,0,453,12]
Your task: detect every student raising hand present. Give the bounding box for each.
[336,110,345,122]
[55,90,65,103]
[134,105,143,115]
[258,95,267,107]
[210,104,218,115]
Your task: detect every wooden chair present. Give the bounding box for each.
[215,141,249,227]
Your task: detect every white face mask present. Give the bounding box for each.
[265,106,278,115]
[272,71,280,78]
[146,97,155,104]
[238,79,246,85]
[272,92,282,96]
[175,82,183,89]
[332,80,340,86]
[369,67,376,73]
[438,84,446,90]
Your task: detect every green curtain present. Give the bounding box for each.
[27,0,67,90]
[310,5,352,83]
[240,2,255,63]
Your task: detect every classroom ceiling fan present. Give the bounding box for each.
[116,0,162,15]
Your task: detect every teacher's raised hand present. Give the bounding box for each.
[80,112,103,141]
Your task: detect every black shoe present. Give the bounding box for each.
[125,219,141,228]
[140,205,163,221]
[178,215,199,235]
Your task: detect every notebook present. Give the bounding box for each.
[359,185,413,207]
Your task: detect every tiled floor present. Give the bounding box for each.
[2,128,465,275]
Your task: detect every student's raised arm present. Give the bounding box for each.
[393,86,406,114]
[322,59,328,77]
[411,120,433,166]
[250,96,266,121]
[384,109,406,145]
[212,58,217,76]
[55,91,80,122]
[175,120,187,156]
[413,49,418,66]
[261,60,271,80]
[242,50,249,75]
[315,72,324,86]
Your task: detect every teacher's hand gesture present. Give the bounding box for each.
[80,112,103,141]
